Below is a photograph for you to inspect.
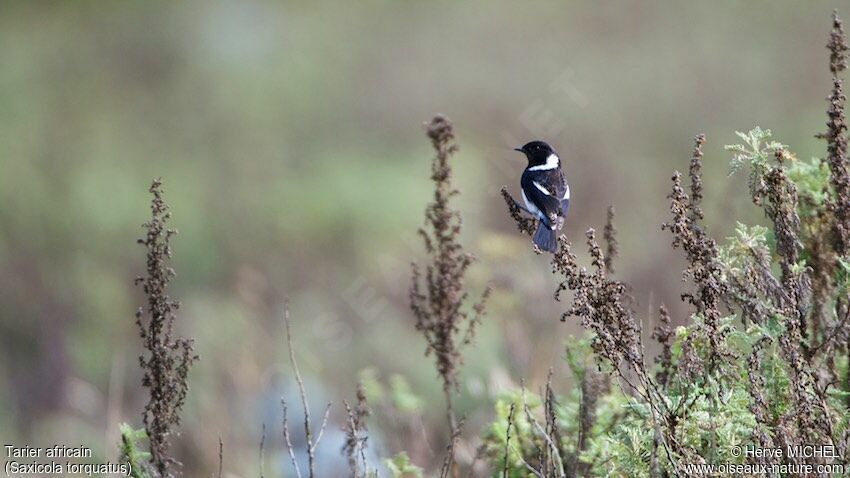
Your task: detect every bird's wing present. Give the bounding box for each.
[551,169,569,217]
[540,169,569,203]
[521,170,567,227]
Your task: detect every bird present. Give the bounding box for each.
[514,140,570,253]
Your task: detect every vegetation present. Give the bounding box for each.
[122,179,197,477]
[490,12,850,476]
[36,8,850,478]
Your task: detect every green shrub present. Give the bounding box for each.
[489,12,850,476]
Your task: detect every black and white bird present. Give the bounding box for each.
[514,141,570,253]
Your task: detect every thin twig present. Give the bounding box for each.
[217,437,223,478]
[503,403,516,477]
[282,399,303,478]
[311,402,332,454]
[259,423,266,478]
[544,368,562,476]
[509,441,545,478]
[343,400,362,478]
[520,386,566,478]
[439,417,464,478]
[283,300,323,478]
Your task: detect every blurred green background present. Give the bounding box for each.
[0,1,846,475]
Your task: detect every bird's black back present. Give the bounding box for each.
[521,167,569,224]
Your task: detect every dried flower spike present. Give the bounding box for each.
[135,178,198,478]
[410,115,492,447]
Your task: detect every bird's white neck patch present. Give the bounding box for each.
[528,154,560,171]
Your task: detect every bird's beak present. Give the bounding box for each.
[513,147,524,153]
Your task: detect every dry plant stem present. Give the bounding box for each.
[282,301,332,478]
[501,401,545,478]
[500,188,537,237]
[509,440,545,478]
[650,434,661,478]
[135,178,197,478]
[444,394,457,446]
[520,385,566,478]
[503,404,515,478]
[410,115,491,471]
[822,11,850,256]
[819,11,850,407]
[544,369,565,476]
[343,402,361,478]
[217,437,223,478]
[663,135,730,377]
[439,417,465,478]
[741,335,783,454]
[314,404,332,451]
[603,206,619,274]
[577,368,608,477]
[342,385,370,478]
[259,423,266,478]
[652,305,674,387]
[688,136,705,221]
[282,401,303,478]
[285,302,313,473]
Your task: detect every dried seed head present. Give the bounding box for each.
[410,115,491,400]
[829,11,849,74]
[136,179,198,478]
[603,206,619,274]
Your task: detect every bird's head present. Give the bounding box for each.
[514,141,559,168]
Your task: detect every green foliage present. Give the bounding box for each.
[481,390,544,477]
[719,222,769,267]
[359,367,386,404]
[384,452,424,478]
[563,336,601,379]
[479,119,850,476]
[388,374,424,414]
[576,391,646,476]
[786,156,831,216]
[725,127,787,197]
[726,127,786,174]
[480,311,792,475]
[358,368,423,413]
[118,424,151,478]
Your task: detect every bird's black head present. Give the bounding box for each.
[514,140,558,167]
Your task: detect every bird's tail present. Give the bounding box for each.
[533,223,558,253]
